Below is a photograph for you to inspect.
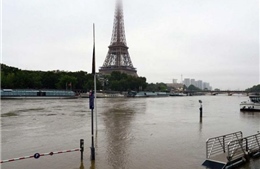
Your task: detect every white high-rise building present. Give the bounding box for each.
[203,82,210,90]
[172,79,178,84]
[183,78,191,87]
[197,80,203,89]
[191,79,196,86]
[181,77,213,90]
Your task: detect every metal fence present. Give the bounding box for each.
[227,133,260,162]
[206,131,243,159]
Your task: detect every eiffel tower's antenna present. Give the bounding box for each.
[99,0,137,76]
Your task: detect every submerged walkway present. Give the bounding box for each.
[202,131,260,169]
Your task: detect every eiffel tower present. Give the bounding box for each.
[99,0,137,76]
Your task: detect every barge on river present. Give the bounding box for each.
[127,91,169,97]
[1,89,76,99]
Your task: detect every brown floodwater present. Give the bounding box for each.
[1,95,260,169]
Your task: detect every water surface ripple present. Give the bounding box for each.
[1,96,260,169]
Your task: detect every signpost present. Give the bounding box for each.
[89,90,95,160]
[89,23,96,161]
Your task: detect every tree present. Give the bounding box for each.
[187,85,202,91]
[56,75,77,90]
[13,71,30,88]
[73,71,88,89]
[146,83,167,92]
[183,85,188,91]
[246,84,260,92]
[0,64,145,91]
[42,71,59,89]
[31,72,42,88]
[3,73,15,88]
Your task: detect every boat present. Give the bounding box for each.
[127,91,169,97]
[96,93,125,98]
[78,92,125,98]
[240,95,260,111]
[135,92,157,97]
[169,92,186,96]
[1,89,76,99]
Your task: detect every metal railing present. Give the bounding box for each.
[247,133,260,154]
[227,133,260,162]
[1,139,84,164]
[206,131,243,159]
[227,138,247,162]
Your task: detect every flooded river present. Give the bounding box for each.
[1,95,260,169]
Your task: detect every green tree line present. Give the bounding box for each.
[246,84,260,92]
[1,64,97,91]
[3,64,258,92]
[0,64,152,92]
[101,71,147,91]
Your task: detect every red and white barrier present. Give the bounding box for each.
[1,148,80,164]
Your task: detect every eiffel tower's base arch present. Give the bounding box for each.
[99,66,138,77]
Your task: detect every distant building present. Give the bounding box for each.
[197,80,203,89]
[190,79,196,86]
[176,77,213,90]
[183,78,191,87]
[209,86,212,90]
[166,83,184,91]
[203,82,212,90]
[172,79,178,84]
[203,82,207,90]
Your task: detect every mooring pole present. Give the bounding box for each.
[200,105,203,118]
[80,139,84,161]
[89,91,95,160]
[199,100,203,118]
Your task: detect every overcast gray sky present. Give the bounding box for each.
[2,0,259,90]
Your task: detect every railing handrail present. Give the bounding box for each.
[1,139,84,164]
[227,133,260,162]
[227,138,246,161]
[206,131,243,158]
[206,131,242,143]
